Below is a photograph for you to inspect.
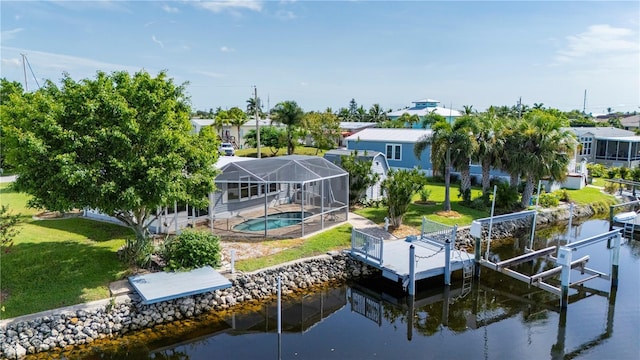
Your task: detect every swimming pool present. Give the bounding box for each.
[233,211,311,232]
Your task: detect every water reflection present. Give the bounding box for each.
[50,220,638,360]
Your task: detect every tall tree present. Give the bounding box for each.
[214,109,230,138]
[516,109,576,207]
[415,114,473,211]
[2,70,219,243]
[473,107,504,195]
[347,98,358,121]
[340,150,380,207]
[304,109,340,154]
[368,103,388,123]
[270,100,304,155]
[462,105,474,115]
[246,97,265,119]
[227,106,248,143]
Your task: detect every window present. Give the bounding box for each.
[579,136,592,156]
[386,144,402,161]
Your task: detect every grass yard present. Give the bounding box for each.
[235,224,353,272]
[566,185,616,205]
[0,183,133,319]
[235,146,327,158]
[355,183,489,227]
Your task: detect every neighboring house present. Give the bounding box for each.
[344,128,509,182]
[338,122,378,147]
[323,149,389,202]
[345,128,433,173]
[191,118,215,134]
[620,115,640,132]
[387,98,462,126]
[570,127,640,168]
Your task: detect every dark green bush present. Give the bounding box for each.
[495,181,519,210]
[538,192,560,207]
[163,230,222,271]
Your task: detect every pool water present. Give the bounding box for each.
[234,211,311,231]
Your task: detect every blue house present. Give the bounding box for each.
[387,98,462,127]
[344,128,509,182]
[345,128,434,173]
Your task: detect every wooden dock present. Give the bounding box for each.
[350,219,474,292]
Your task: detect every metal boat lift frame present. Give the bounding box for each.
[470,211,621,308]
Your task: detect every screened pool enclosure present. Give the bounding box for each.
[209,155,349,238]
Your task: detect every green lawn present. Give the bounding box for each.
[235,146,327,158]
[235,224,353,272]
[0,183,133,319]
[355,183,488,227]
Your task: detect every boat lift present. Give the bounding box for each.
[470,210,622,308]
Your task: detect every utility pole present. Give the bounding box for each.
[582,89,587,115]
[518,97,522,119]
[254,86,261,159]
[21,54,28,92]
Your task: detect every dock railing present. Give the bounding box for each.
[351,229,383,265]
[420,217,456,246]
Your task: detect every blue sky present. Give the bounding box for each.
[1,1,638,115]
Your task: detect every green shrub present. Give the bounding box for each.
[619,166,630,180]
[606,167,618,179]
[538,192,560,207]
[418,186,432,202]
[603,181,618,195]
[120,238,154,269]
[495,181,519,210]
[586,163,605,178]
[553,189,571,203]
[163,230,222,271]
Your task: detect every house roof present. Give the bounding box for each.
[344,128,432,143]
[191,118,215,127]
[215,155,347,184]
[339,122,377,130]
[413,98,440,103]
[324,149,383,159]
[387,107,462,118]
[620,115,640,128]
[569,127,637,138]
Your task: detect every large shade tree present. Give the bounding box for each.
[304,109,341,154]
[382,168,427,227]
[2,70,219,243]
[226,106,248,144]
[270,100,304,155]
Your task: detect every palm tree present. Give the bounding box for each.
[414,116,475,211]
[462,105,474,115]
[369,103,388,123]
[270,100,305,155]
[516,110,576,208]
[246,97,264,119]
[473,107,504,195]
[227,107,248,144]
[213,109,230,138]
[533,103,545,110]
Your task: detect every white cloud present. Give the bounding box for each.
[1,58,21,67]
[192,0,263,13]
[162,4,179,13]
[557,24,639,60]
[220,46,235,52]
[275,10,296,20]
[1,28,24,42]
[0,46,144,82]
[300,81,308,86]
[152,35,165,48]
[192,70,225,78]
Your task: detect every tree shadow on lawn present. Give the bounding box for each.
[30,217,134,242]
[1,240,128,319]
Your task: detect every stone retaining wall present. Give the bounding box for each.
[0,254,378,359]
[0,203,605,359]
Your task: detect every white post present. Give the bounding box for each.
[174,201,179,234]
[485,185,498,260]
[409,245,416,295]
[567,203,574,243]
[444,238,451,285]
[558,246,572,309]
[384,217,389,232]
[277,276,282,334]
[528,180,542,251]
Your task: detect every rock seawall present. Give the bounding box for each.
[0,254,378,359]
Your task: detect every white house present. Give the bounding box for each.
[323,149,389,202]
[387,99,462,126]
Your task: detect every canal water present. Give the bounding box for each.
[52,219,639,359]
